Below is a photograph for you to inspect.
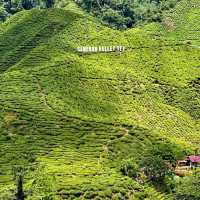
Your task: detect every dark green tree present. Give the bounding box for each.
[45,0,54,8]
[21,0,34,9]
[140,155,171,182]
[139,141,185,188]
[13,166,25,200]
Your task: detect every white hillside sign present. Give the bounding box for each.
[76,46,125,53]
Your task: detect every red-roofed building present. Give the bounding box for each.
[188,155,200,168]
[175,155,200,176]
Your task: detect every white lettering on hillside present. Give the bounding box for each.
[76,46,125,53]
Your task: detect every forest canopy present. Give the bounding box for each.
[0,0,55,21]
[0,0,179,29]
[76,0,180,29]
[0,0,180,28]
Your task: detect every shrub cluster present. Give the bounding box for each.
[120,141,187,192]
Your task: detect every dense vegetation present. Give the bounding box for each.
[77,0,180,29]
[0,0,54,21]
[0,0,199,199]
[174,173,200,200]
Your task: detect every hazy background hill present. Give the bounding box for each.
[0,0,199,199]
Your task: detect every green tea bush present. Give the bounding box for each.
[120,158,138,178]
[174,173,200,200]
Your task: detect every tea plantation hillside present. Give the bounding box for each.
[0,0,199,199]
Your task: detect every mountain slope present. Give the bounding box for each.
[0,0,199,199]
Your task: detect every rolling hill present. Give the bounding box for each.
[0,0,199,199]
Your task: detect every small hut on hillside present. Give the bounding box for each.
[188,155,200,168]
[175,155,200,176]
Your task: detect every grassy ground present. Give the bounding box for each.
[0,0,199,199]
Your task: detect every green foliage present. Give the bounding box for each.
[26,165,59,200]
[174,173,200,200]
[0,4,9,21]
[77,0,180,29]
[0,0,199,199]
[148,142,186,165]
[120,158,139,178]
[139,141,185,188]
[0,0,55,21]
[46,0,54,8]
[102,8,129,29]
[140,155,170,182]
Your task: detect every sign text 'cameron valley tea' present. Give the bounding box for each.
[76,46,125,53]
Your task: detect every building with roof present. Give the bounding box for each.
[188,155,200,168]
[175,155,200,176]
